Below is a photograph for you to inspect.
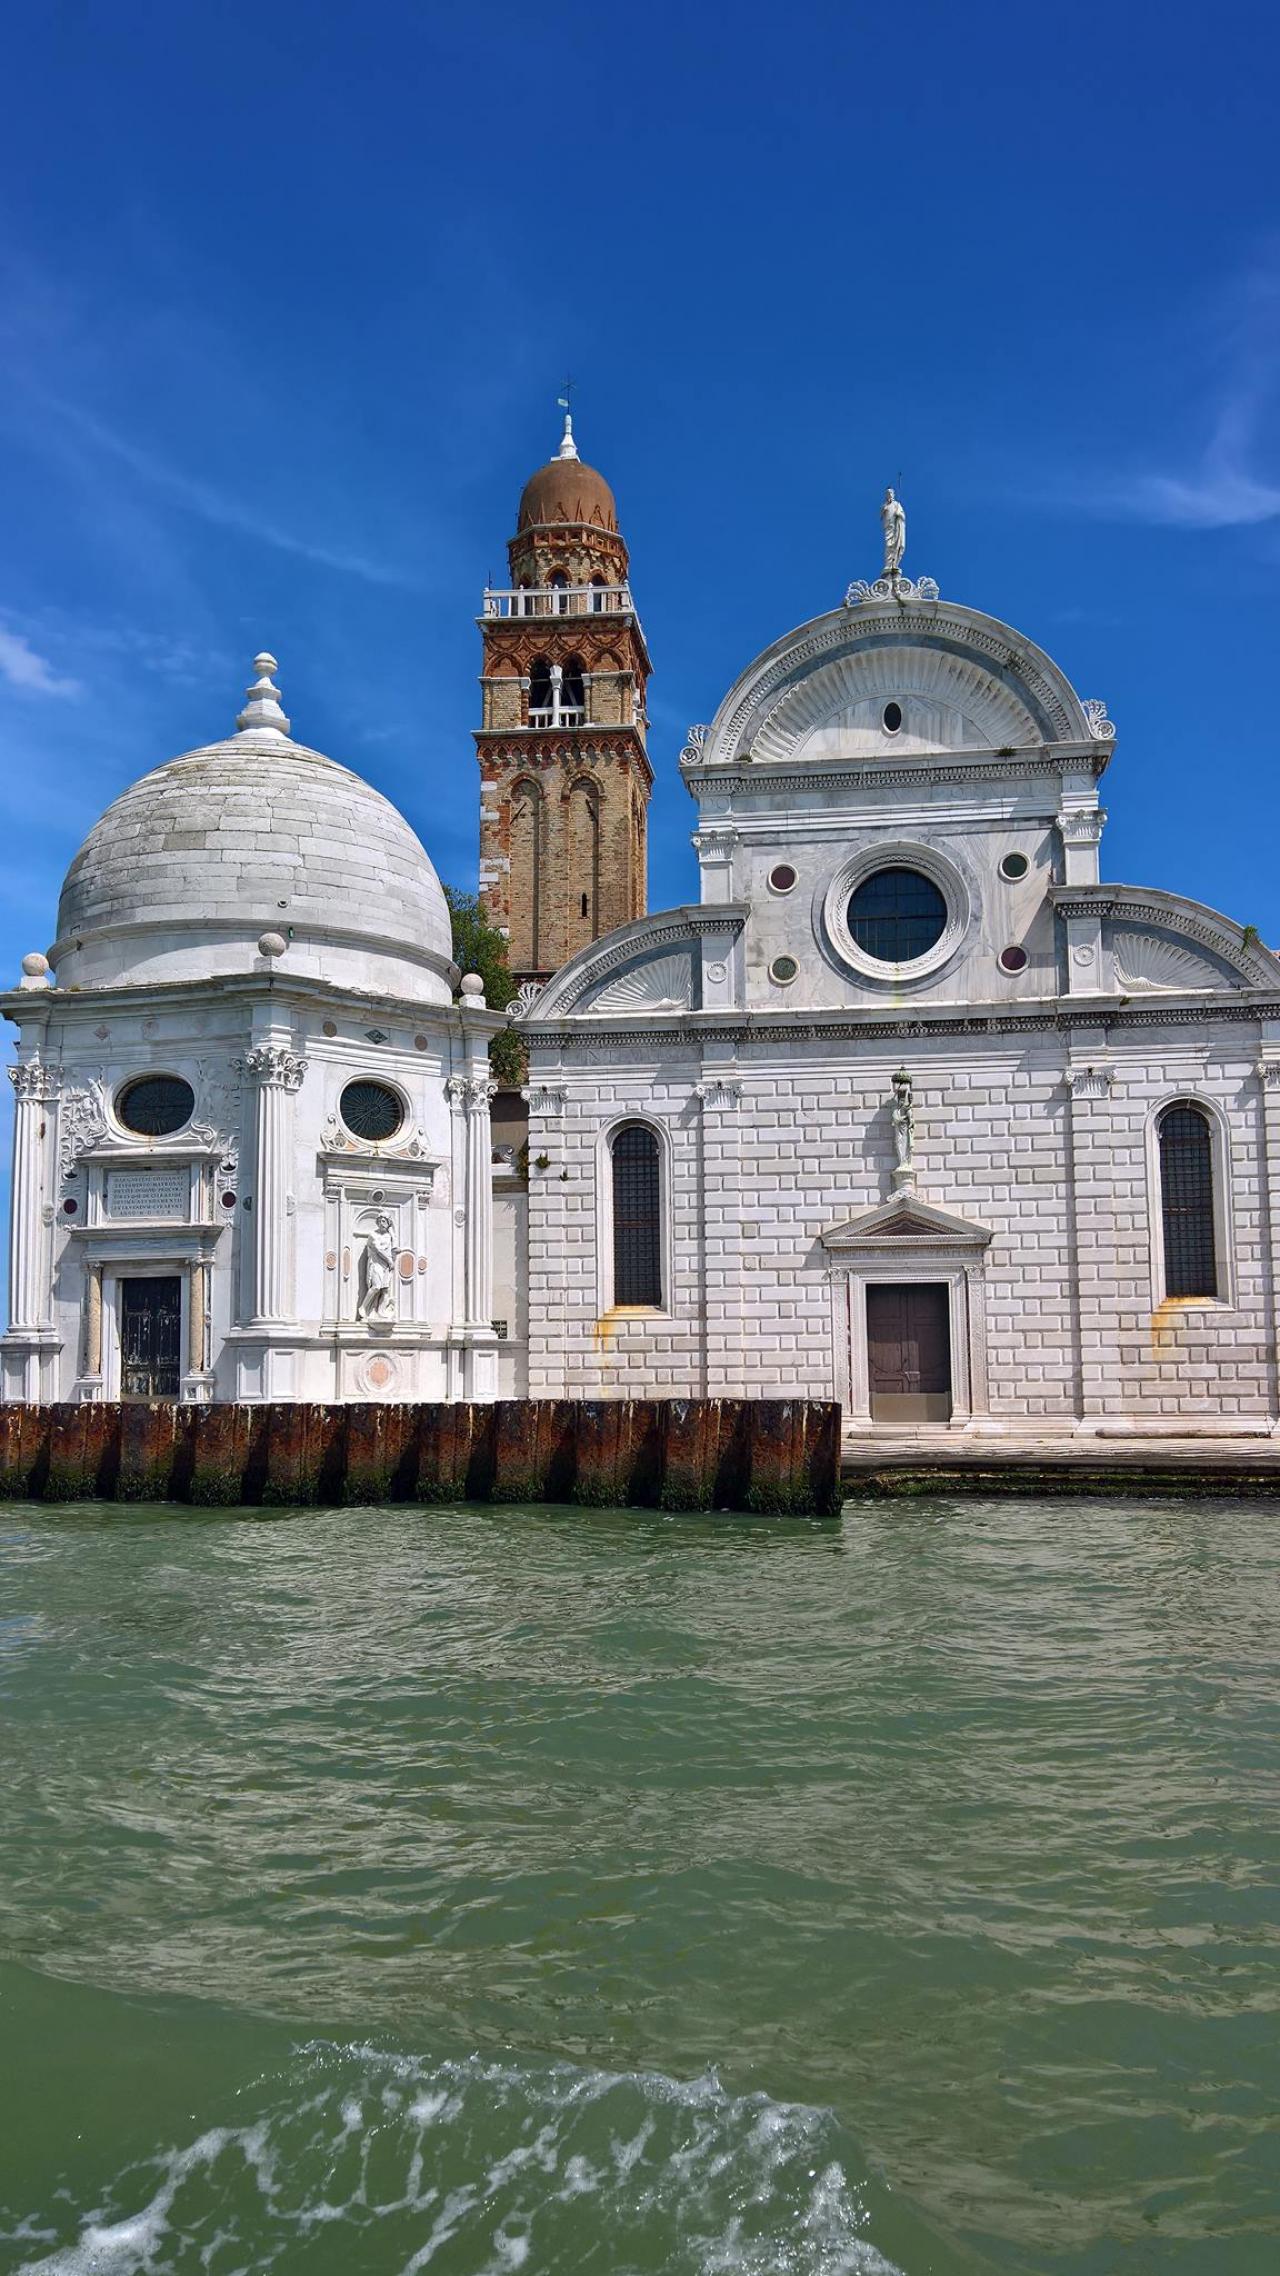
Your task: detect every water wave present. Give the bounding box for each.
[5,2039,902,2276]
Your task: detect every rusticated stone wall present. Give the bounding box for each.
[0,1399,840,1517]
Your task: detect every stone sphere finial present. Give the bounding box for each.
[257,930,287,959]
[236,652,291,738]
[19,951,51,990]
[459,972,486,1004]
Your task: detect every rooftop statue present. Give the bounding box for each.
[881,488,906,580]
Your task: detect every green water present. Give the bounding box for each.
[0,1500,1277,2274]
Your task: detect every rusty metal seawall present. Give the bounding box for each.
[0,1400,841,1517]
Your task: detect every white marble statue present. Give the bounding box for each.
[881,488,906,579]
[891,1066,915,1183]
[357,1213,397,1321]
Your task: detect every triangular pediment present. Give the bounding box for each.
[822,1194,993,1251]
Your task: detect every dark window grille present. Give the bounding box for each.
[612,1123,662,1306]
[340,1080,403,1143]
[1159,1105,1217,1298]
[116,1075,194,1136]
[848,867,947,962]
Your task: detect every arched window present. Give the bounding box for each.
[590,575,606,613]
[1158,1103,1217,1298]
[568,779,599,948]
[549,571,569,615]
[612,1123,662,1306]
[561,654,585,718]
[528,656,553,722]
[510,778,543,971]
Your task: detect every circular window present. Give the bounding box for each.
[882,701,903,735]
[999,851,1030,881]
[847,868,947,963]
[769,955,798,985]
[340,1079,404,1143]
[768,863,797,894]
[116,1074,194,1136]
[999,944,1029,974]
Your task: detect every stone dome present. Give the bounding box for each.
[52,656,456,1001]
[517,415,618,535]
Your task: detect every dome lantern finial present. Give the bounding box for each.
[236,651,291,738]
[556,381,579,462]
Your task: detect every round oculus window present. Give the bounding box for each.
[999,944,1029,974]
[768,863,797,894]
[882,701,903,735]
[770,955,799,985]
[116,1074,195,1137]
[999,851,1030,881]
[847,867,947,964]
[340,1079,404,1143]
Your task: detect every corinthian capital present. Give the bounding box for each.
[237,1045,308,1092]
[8,1059,58,1101]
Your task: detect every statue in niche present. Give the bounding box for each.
[357,1213,397,1321]
[891,1066,915,1186]
[881,488,906,579]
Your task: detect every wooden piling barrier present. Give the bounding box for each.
[0,1399,842,1517]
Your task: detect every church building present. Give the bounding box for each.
[513,478,1280,1436]
[7,414,1280,1437]
[2,659,504,1406]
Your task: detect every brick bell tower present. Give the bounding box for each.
[476,412,652,984]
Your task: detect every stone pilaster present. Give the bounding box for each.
[463,1077,497,1331]
[1256,1057,1280,1427]
[238,1045,306,1325]
[6,1059,57,1332]
[1065,1056,1117,1429]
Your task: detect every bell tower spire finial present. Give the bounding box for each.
[556,376,578,460]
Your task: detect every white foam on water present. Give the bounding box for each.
[5,2043,906,2275]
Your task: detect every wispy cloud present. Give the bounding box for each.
[1044,254,1280,533]
[0,625,80,697]
[41,394,420,590]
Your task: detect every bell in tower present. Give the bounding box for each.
[475,411,653,984]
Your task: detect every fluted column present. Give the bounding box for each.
[463,1077,497,1330]
[7,1060,56,1332]
[238,1045,307,1325]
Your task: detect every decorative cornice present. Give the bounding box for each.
[532,997,1280,1049]
[681,752,1108,797]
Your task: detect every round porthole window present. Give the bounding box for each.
[116,1074,195,1137]
[999,944,1028,974]
[999,851,1030,881]
[768,863,797,894]
[847,867,947,963]
[340,1079,404,1143]
[882,701,903,735]
[769,955,799,985]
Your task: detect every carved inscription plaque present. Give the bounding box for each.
[107,1168,190,1221]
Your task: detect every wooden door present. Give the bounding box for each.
[120,1276,182,1401]
[866,1282,951,1423]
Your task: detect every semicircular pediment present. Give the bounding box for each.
[690,600,1101,773]
[753,642,1040,763]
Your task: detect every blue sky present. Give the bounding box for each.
[2,3,1279,1112]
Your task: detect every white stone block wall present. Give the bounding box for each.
[525,1023,1278,1426]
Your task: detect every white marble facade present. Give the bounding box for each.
[518,557,1280,1434]
[2,658,505,1406]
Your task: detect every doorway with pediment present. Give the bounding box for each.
[822,1195,993,1431]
